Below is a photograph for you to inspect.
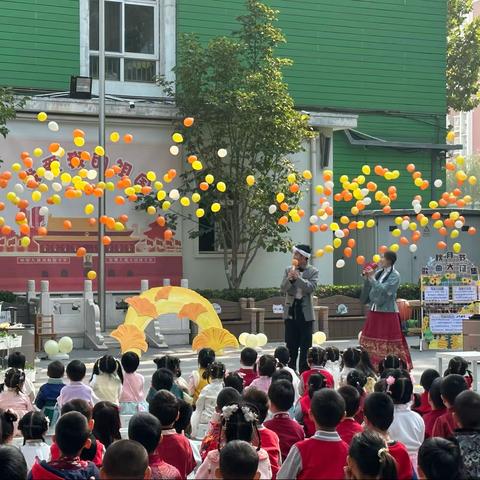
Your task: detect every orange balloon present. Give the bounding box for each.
[141,186,152,195]
[446,162,456,171]
[347,238,356,248]
[20,151,30,160]
[309,225,320,233]
[49,143,60,153]
[366,181,377,192]
[2,171,12,181]
[453,188,462,196]
[164,229,173,241]
[334,193,343,202]
[438,227,447,236]
[383,205,392,214]
[387,186,397,194]
[289,183,300,193]
[124,134,133,144]
[400,236,409,246]
[199,182,209,191]
[73,129,85,138]
[319,224,329,232]
[93,188,103,197]
[432,212,441,220]
[278,216,288,226]
[76,247,87,257]
[444,218,454,228]
[37,226,47,236]
[100,215,108,224]
[298,209,305,218]
[344,247,353,258]
[80,151,91,161]
[183,117,194,127]
[18,200,29,210]
[406,164,416,173]
[105,168,115,178]
[456,199,466,208]
[156,216,166,227]
[128,194,138,202]
[112,165,121,174]
[439,199,448,207]
[325,206,334,216]
[280,202,289,212]
[114,195,125,205]
[71,157,80,168]
[19,224,30,235]
[437,241,447,250]
[106,217,115,229]
[468,227,477,236]
[0,203,5,211]
[63,220,72,230]
[119,214,129,224]
[15,212,26,223]
[356,255,366,265]
[102,235,112,246]
[168,169,177,179]
[187,155,197,164]
[379,245,388,254]
[88,218,97,226]
[1,226,11,235]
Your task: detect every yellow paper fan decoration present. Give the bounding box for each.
[111,324,148,354]
[192,327,239,354]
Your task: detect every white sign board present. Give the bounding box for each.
[212,303,222,314]
[272,304,284,314]
[452,285,478,303]
[424,286,450,303]
[430,313,470,334]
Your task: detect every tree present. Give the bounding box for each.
[0,87,24,138]
[446,154,480,208]
[140,0,314,289]
[447,0,480,111]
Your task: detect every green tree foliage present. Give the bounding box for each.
[446,154,480,207]
[143,0,314,288]
[0,87,24,139]
[448,0,480,111]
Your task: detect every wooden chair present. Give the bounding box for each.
[35,314,55,352]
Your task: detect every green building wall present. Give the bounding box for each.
[177,0,447,210]
[0,0,80,91]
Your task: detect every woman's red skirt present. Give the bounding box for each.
[359,310,413,371]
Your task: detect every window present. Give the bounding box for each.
[89,0,158,83]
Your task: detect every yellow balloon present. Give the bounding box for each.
[211,202,221,213]
[357,221,365,229]
[172,133,184,143]
[217,182,227,192]
[105,182,115,191]
[110,131,120,143]
[114,222,125,231]
[192,160,203,171]
[276,193,285,203]
[87,270,97,280]
[147,171,156,182]
[340,175,349,183]
[33,147,43,157]
[362,165,371,175]
[429,201,438,209]
[392,228,401,237]
[74,136,85,147]
[39,184,49,193]
[409,222,417,231]
[246,175,255,186]
[60,173,72,184]
[433,220,444,229]
[180,196,190,207]
[390,243,400,252]
[468,176,477,186]
[94,145,105,156]
[292,214,301,223]
[333,238,342,248]
[36,167,46,177]
[324,244,334,253]
[20,236,31,248]
[366,219,375,228]
[446,131,455,142]
[315,249,324,257]
[453,242,462,253]
[340,216,349,225]
[287,173,296,184]
[31,191,42,202]
[154,181,163,190]
[52,194,61,205]
[450,229,459,239]
[84,203,94,215]
[315,185,324,195]
[330,222,340,231]
[162,201,171,211]
[303,170,313,180]
[192,193,201,203]
[456,155,465,165]
[196,208,205,218]
[205,174,214,184]
[6,192,16,202]
[384,172,393,180]
[414,177,423,187]
[37,112,48,122]
[450,211,460,220]
[373,254,381,263]
[420,217,429,227]
[12,163,21,172]
[147,206,156,215]
[156,190,166,201]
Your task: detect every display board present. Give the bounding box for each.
[421,252,479,350]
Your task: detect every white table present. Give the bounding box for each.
[436,351,480,391]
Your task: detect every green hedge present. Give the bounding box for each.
[196,283,420,302]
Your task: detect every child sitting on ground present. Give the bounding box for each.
[237,347,259,388]
[195,402,272,479]
[4,352,35,401]
[383,369,425,467]
[189,348,216,404]
[147,368,175,403]
[0,368,33,426]
[29,411,100,480]
[336,386,363,446]
[34,360,65,423]
[50,399,105,468]
[18,411,50,470]
[363,392,415,480]
[0,444,28,480]
[57,360,97,408]
[418,437,465,480]
[265,379,304,461]
[191,362,226,440]
[200,387,242,460]
[423,377,446,438]
[299,347,334,394]
[324,346,341,388]
[119,351,147,415]
[149,390,196,478]
[414,368,440,417]
[243,388,281,479]
[101,439,150,480]
[432,373,468,438]
[247,355,277,394]
[339,347,361,386]
[90,355,123,404]
[378,354,407,376]
[0,408,17,445]
[356,348,378,393]
[345,430,398,480]
[295,373,327,438]
[444,355,473,389]
[154,355,192,403]
[274,346,300,400]
[346,369,368,424]
[92,401,121,448]
[128,412,181,479]
[453,390,480,478]
[219,440,260,480]
[278,389,348,480]
[224,372,244,393]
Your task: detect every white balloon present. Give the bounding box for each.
[268,205,277,215]
[48,121,59,132]
[414,204,422,214]
[324,181,334,190]
[412,199,420,206]
[52,182,62,192]
[217,148,228,158]
[409,244,418,253]
[363,197,372,205]
[169,145,179,155]
[245,334,258,348]
[455,220,463,229]
[309,215,318,224]
[169,189,180,201]
[58,336,73,354]
[14,183,24,194]
[39,206,49,216]
[361,188,369,197]
[239,332,249,346]
[256,333,268,347]
[87,170,97,180]
[434,179,443,188]
[44,339,59,356]
[401,220,410,231]
[335,229,345,238]
[44,171,54,181]
[320,214,328,221]
[336,259,345,268]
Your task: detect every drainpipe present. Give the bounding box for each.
[310,135,317,261]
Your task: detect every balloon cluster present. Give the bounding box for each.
[44,336,74,357]
[238,332,268,349]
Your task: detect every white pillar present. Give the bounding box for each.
[26,280,36,302]
[181,279,188,288]
[40,281,52,316]
[163,278,171,287]
[141,279,149,293]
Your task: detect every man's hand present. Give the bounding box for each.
[288,268,299,281]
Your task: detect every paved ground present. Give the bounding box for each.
[32,336,436,393]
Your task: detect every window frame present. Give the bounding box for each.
[80,0,175,96]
